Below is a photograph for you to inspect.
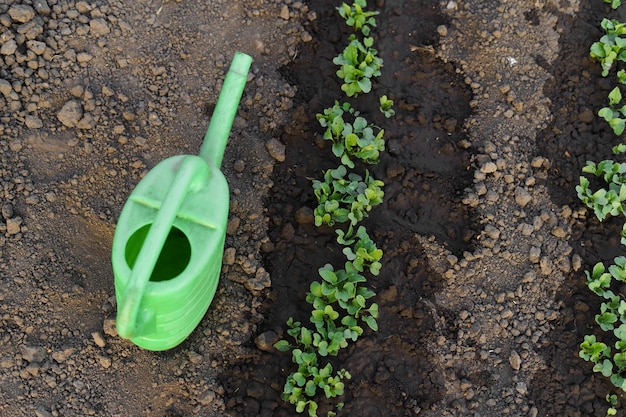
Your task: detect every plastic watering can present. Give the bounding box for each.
[111,52,252,351]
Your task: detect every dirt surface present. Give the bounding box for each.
[1,0,625,416]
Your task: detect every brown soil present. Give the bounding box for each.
[0,0,624,416]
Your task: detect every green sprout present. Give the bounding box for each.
[379,95,395,118]
[599,87,626,135]
[337,0,379,36]
[607,393,618,417]
[577,159,626,221]
[590,18,626,77]
[316,102,385,168]
[333,36,383,97]
[312,165,384,229]
[605,0,622,10]
[338,226,383,276]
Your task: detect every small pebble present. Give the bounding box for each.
[509,350,521,370]
[266,138,286,162]
[515,187,532,207]
[255,330,280,352]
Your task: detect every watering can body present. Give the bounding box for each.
[111,51,251,351]
[112,155,228,350]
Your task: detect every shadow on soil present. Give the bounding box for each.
[532,2,626,415]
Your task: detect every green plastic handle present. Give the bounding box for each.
[199,51,253,168]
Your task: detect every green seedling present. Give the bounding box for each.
[334,37,383,97]
[614,143,626,154]
[607,393,618,417]
[591,19,626,76]
[577,159,626,221]
[379,95,395,118]
[605,0,622,10]
[338,226,383,275]
[580,257,626,393]
[313,165,384,228]
[276,339,351,417]
[277,2,389,414]
[275,261,379,416]
[309,263,379,330]
[316,102,385,168]
[599,87,626,135]
[337,0,379,36]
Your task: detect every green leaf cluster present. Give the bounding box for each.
[337,0,379,36]
[579,232,626,393]
[274,262,379,415]
[379,95,395,118]
[337,226,383,275]
[577,160,626,223]
[590,19,626,77]
[599,87,626,135]
[317,102,385,168]
[312,165,384,228]
[605,0,622,10]
[333,36,383,97]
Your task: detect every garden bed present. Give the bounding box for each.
[0,0,624,416]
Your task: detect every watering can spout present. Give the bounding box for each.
[199,52,253,169]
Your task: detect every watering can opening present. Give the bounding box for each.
[125,224,192,282]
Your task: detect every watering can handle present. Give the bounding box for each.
[199,52,253,169]
[116,156,206,339]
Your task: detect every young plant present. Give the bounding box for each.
[599,87,626,135]
[308,263,379,332]
[337,226,383,276]
[274,262,380,416]
[379,95,395,118]
[316,102,385,168]
[312,165,384,229]
[605,0,622,10]
[275,329,351,417]
[333,36,383,97]
[337,0,379,36]
[606,393,618,416]
[577,159,626,221]
[580,258,626,392]
[590,18,626,77]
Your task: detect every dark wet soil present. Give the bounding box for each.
[219,1,478,415]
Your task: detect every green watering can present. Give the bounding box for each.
[111,52,252,351]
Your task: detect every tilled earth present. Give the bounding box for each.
[1,0,625,416]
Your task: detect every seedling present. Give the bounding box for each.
[607,393,618,417]
[333,36,383,97]
[605,0,622,10]
[379,95,395,118]
[577,159,626,221]
[274,261,379,416]
[337,0,379,36]
[590,18,626,76]
[316,102,385,168]
[276,1,387,414]
[599,87,626,135]
[312,165,384,228]
[337,226,382,275]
